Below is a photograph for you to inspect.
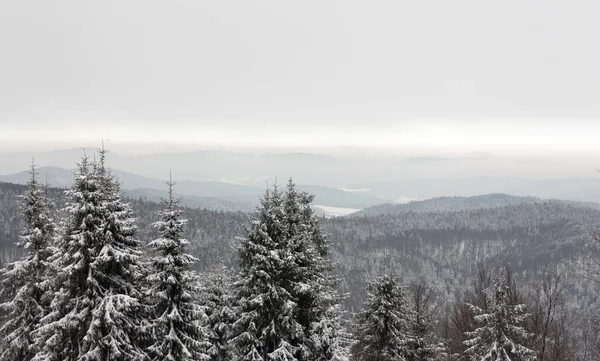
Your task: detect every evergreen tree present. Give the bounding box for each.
[283,179,344,361]
[33,153,147,361]
[351,275,414,361]
[232,181,344,361]
[146,175,210,361]
[202,267,236,361]
[89,146,147,360]
[0,162,56,361]
[464,270,536,361]
[232,185,304,361]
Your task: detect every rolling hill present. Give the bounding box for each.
[0,167,387,211]
[354,193,600,216]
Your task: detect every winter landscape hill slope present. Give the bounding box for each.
[1,181,598,313]
[355,193,600,216]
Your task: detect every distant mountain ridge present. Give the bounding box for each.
[0,148,341,185]
[350,177,600,204]
[354,193,600,216]
[0,167,387,211]
[3,148,600,204]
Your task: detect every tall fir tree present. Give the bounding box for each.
[464,270,536,361]
[202,267,236,361]
[146,174,210,361]
[232,180,344,361]
[33,152,147,361]
[232,184,303,361]
[283,179,344,361]
[0,162,56,361]
[89,146,147,360]
[351,275,415,361]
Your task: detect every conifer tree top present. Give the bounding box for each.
[464,269,535,361]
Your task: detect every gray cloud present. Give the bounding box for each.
[1,0,599,149]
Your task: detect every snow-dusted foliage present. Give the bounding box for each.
[33,153,147,361]
[351,274,414,361]
[4,160,600,360]
[232,185,303,361]
[232,180,343,361]
[146,176,210,361]
[407,279,445,361]
[283,180,344,361]
[0,163,56,361]
[201,268,236,361]
[464,270,536,361]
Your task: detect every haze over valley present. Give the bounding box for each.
[2,146,600,215]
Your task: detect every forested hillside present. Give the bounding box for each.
[330,203,599,306]
[2,181,598,310]
[356,193,600,216]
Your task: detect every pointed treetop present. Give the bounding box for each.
[28,158,37,183]
[98,140,109,171]
[287,177,295,189]
[164,170,183,206]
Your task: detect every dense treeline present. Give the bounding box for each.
[0,152,347,361]
[326,203,598,310]
[1,151,600,360]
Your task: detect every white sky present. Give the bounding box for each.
[1,1,599,154]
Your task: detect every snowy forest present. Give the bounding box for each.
[1,150,600,361]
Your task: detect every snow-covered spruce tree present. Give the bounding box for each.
[232,184,303,361]
[351,275,414,361]
[232,181,344,361]
[0,162,56,361]
[283,179,345,361]
[89,146,148,360]
[33,153,147,361]
[146,175,210,361]
[464,270,536,361]
[202,267,236,361]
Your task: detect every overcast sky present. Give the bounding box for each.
[1,0,599,154]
